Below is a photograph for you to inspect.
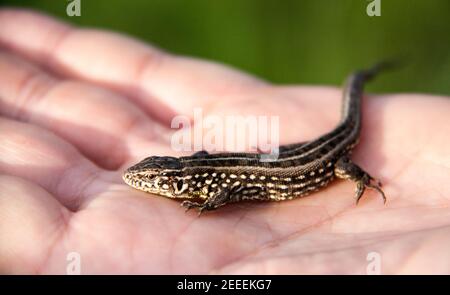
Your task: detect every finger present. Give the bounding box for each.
[0,175,70,274]
[0,50,169,169]
[0,8,265,121]
[0,117,109,209]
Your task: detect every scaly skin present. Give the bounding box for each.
[1,9,450,274]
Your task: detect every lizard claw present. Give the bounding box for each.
[369,175,383,187]
[181,200,208,215]
[181,200,198,211]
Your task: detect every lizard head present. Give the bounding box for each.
[123,156,191,198]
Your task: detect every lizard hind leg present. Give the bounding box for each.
[334,156,386,205]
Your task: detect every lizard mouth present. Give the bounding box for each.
[122,172,179,198]
[122,171,156,189]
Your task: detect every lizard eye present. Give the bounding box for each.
[176,180,184,191]
[173,179,188,195]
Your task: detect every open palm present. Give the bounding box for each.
[1,9,449,274]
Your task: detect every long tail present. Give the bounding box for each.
[362,60,402,80]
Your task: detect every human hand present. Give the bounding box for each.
[0,9,449,274]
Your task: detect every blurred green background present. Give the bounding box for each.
[1,0,449,95]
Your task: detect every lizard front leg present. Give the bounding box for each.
[180,185,267,214]
[181,187,235,214]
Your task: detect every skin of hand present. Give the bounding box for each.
[0,9,449,275]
